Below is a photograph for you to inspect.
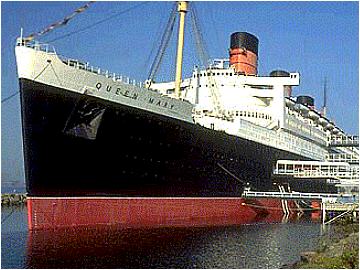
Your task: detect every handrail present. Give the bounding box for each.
[17,38,143,88]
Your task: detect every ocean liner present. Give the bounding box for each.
[15,2,358,229]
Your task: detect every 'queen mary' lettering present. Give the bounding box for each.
[95,82,175,110]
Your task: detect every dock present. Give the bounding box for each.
[242,190,349,202]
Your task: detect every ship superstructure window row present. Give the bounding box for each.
[200,109,273,120]
[196,71,235,78]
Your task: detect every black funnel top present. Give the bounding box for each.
[230,32,259,55]
[296,96,314,107]
[270,70,290,77]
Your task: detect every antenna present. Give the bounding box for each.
[322,77,327,117]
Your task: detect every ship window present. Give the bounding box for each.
[247,111,251,117]
[255,112,258,118]
[207,72,210,76]
[217,73,220,75]
[226,73,229,76]
[230,73,233,76]
[211,84,215,87]
[239,111,243,116]
[251,112,255,117]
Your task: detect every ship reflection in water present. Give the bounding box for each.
[25,214,322,269]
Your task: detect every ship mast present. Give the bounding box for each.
[174,1,188,98]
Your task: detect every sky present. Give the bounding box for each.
[1,1,359,190]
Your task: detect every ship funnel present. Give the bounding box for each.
[270,70,292,97]
[229,32,258,75]
[296,95,315,109]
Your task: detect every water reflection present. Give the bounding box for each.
[25,219,322,269]
[1,205,323,268]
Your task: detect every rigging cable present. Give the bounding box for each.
[147,2,177,82]
[1,91,19,104]
[189,3,210,68]
[24,1,96,42]
[143,3,170,76]
[189,3,223,115]
[46,1,150,43]
[4,2,150,104]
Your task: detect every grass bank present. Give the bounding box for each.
[284,215,359,269]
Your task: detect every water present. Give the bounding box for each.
[1,186,26,194]
[2,205,324,268]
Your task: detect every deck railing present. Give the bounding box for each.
[17,39,143,88]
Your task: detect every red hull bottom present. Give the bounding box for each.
[27,197,301,230]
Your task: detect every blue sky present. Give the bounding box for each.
[1,1,359,189]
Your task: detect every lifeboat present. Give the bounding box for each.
[325,121,335,131]
[319,117,328,127]
[308,110,320,121]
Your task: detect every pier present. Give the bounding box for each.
[243,189,358,226]
[242,190,345,202]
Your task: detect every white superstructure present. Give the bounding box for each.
[15,39,194,124]
[150,60,358,192]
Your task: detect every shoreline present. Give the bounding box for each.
[283,216,359,269]
[1,193,27,205]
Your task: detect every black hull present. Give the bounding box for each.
[20,79,328,197]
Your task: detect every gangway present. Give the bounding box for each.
[242,190,354,202]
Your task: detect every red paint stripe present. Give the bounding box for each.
[27,197,298,230]
[27,198,33,230]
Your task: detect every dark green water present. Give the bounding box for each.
[1,205,324,268]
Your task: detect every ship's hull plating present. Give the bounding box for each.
[20,78,308,197]
[20,78,318,229]
[27,197,302,230]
